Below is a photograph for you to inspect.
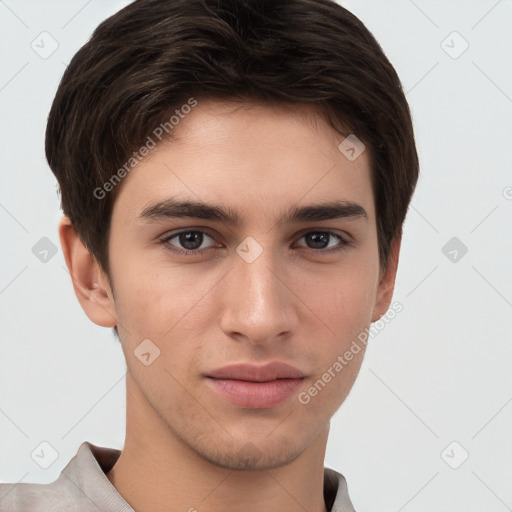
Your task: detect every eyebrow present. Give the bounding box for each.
[137,198,368,225]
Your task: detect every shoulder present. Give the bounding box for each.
[0,477,84,511]
[0,441,128,512]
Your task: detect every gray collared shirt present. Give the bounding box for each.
[0,442,356,511]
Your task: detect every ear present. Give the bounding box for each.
[58,215,117,328]
[371,234,401,322]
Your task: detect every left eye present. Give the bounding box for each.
[295,231,347,250]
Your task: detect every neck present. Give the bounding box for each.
[106,372,330,512]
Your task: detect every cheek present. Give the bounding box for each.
[295,272,374,420]
[302,280,373,387]
[330,274,376,332]
[300,259,378,339]
[111,255,219,355]
[292,250,379,395]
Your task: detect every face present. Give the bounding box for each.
[96,100,396,470]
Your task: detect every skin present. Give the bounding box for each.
[59,99,400,512]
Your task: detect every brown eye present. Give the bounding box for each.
[295,231,350,251]
[162,230,218,255]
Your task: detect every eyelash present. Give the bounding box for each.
[158,229,353,257]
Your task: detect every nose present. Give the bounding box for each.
[219,243,298,346]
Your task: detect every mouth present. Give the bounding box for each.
[205,362,306,409]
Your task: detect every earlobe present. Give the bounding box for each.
[58,215,117,328]
[371,234,401,322]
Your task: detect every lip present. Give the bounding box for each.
[205,362,305,409]
[207,362,305,381]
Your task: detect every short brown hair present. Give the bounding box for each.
[46,0,419,279]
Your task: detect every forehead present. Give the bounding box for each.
[111,99,375,227]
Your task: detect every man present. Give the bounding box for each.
[0,0,418,510]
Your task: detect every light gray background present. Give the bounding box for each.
[1,1,511,510]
